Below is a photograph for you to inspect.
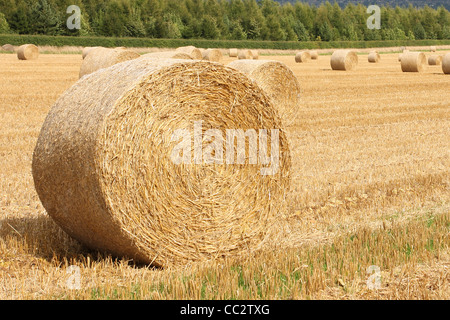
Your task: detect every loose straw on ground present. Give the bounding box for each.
[32,58,291,267]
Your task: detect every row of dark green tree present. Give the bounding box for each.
[0,0,449,41]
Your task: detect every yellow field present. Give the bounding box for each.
[0,50,448,299]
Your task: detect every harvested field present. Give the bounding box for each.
[0,50,448,300]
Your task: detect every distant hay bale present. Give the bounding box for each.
[401,52,427,72]
[442,53,450,74]
[1,44,15,52]
[430,46,436,52]
[428,55,442,65]
[238,50,252,60]
[368,51,380,63]
[32,58,291,267]
[251,50,259,60]
[330,50,358,71]
[17,44,39,60]
[176,46,202,60]
[115,46,127,50]
[229,48,238,57]
[398,54,403,62]
[202,48,223,62]
[295,51,311,63]
[400,46,407,52]
[79,47,140,78]
[310,50,319,60]
[82,46,101,59]
[141,51,193,60]
[228,59,301,130]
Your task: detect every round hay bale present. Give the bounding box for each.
[227,59,301,130]
[17,44,39,60]
[141,51,193,60]
[428,55,442,66]
[398,54,403,62]
[330,50,358,71]
[79,47,140,78]
[400,46,407,52]
[229,48,238,57]
[176,46,202,60]
[82,46,101,59]
[238,50,252,60]
[295,51,310,63]
[32,58,291,267]
[442,53,450,74]
[368,51,380,63]
[251,50,259,60]
[430,46,436,52]
[310,50,319,60]
[1,44,15,52]
[202,49,223,62]
[401,52,427,72]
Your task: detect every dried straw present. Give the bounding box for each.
[251,50,259,60]
[202,49,223,62]
[79,47,140,78]
[1,44,15,52]
[443,53,450,74]
[141,51,193,60]
[310,50,319,60]
[227,59,301,130]
[368,51,380,63]
[82,46,101,59]
[295,51,310,63]
[32,58,291,267]
[330,50,358,71]
[401,52,427,72]
[176,46,202,60]
[229,48,238,57]
[17,44,39,60]
[430,46,436,52]
[238,50,253,60]
[428,55,442,66]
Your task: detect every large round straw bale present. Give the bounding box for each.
[295,51,310,63]
[176,46,202,60]
[1,44,15,52]
[79,47,140,78]
[368,51,380,63]
[428,55,442,65]
[141,51,193,60]
[32,58,291,267]
[229,48,238,57]
[443,53,450,74]
[238,50,253,60]
[202,49,223,62]
[251,50,259,60]
[430,46,436,52]
[401,52,427,72]
[82,46,101,59]
[17,44,39,60]
[310,50,319,60]
[228,59,301,130]
[330,50,358,71]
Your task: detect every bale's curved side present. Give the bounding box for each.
[443,53,450,74]
[32,58,291,267]
[238,50,252,60]
[330,50,358,71]
[1,44,15,52]
[428,55,442,65]
[310,50,319,60]
[176,46,202,60]
[227,59,301,130]
[202,49,223,62]
[295,51,310,63]
[401,52,427,72]
[17,44,39,60]
[141,51,193,60]
[368,51,380,63]
[229,48,238,57]
[79,47,140,78]
[82,47,101,59]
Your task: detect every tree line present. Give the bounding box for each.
[0,0,449,41]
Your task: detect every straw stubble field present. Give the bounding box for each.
[0,51,448,299]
